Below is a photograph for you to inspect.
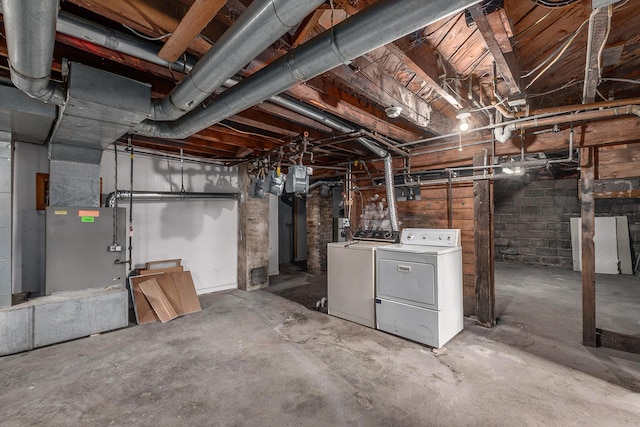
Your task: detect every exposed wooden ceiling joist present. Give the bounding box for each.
[468,4,521,95]
[157,0,226,62]
[582,6,611,104]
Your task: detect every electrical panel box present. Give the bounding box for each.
[45,207,126,295]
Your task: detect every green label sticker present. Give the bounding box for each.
[81,216,95,223]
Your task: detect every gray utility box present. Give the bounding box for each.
[46,207,126,295]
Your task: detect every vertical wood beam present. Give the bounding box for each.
[473,153,495,327]
[580,146,597,346]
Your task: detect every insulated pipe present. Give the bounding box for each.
[56,12,196,74]
[105,190,240,207]
[384,154,399,232]
[494,105,640,143]
[151,0,325,121]
[1,0,65,104]
[133,0,480,139]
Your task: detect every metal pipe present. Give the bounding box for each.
[494,105,640,143]
[1,0,65,104]
[105,190,241,207]
[150,0,325,121]
[56,12,195,73]
[384,154,399,232]
[133,0,480,139]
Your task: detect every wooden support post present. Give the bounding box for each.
[473,153,495,327]
[580,146,597,347]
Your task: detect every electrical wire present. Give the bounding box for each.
[525,18,589,89]
[122,23,172,41]
[532,0,580,7]
[522,17,589,79]
[217,122,286,143]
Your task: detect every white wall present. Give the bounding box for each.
[12,141,48,296]
[100,148,239,294]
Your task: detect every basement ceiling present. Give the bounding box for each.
[1,0,639,173]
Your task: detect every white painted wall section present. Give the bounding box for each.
[100,148,239,294]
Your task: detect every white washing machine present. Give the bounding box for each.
[327,230,399,328]
[375,228,463,348]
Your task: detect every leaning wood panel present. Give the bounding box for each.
[139,278,179,323]
[130,273,163,324]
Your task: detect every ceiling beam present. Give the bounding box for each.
[332,58,453,135]
[64,0,221,56]
[157,0,226,62]
[468,5,521,95]
[385,39,464,110]
[289,78,426,143]
[582,7,611,103]
[291,6,328,48]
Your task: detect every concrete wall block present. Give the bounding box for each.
[554,179,578,189]
[523,189,545,197]
[517,247,533,255]
[499,247,518,255]
[0,304,33,356]
[520,206,541,215]
[33,287,128,348]
[535,247,558,256]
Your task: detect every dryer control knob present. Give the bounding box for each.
[407,233,415,241]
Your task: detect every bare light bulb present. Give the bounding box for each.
[459,119,469,132]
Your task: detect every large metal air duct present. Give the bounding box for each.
[151,0,324,121]
[1,0,65,104]
[133,0,480,139]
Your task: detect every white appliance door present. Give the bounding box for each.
[377,258,437,309]
[327,244,376,328]
[376,298,441,348]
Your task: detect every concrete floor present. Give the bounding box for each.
[1,262,639,426]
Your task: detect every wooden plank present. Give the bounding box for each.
[145,259,181,270]
[592,178,640,198]
[291,7,327,48]
[159,271,202,315]
[468,5,521,95]
[139,278,179,323]
[581,146,597,347]
[158,0,226,62]
[597,329,640,354]
[386,38,463,110]
[473,153,495,327]
[130,274,163,324]
[582,7,611,104]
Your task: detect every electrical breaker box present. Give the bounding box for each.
[45,207,126,295]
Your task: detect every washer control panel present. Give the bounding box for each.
[400,228,461,247]
[353,229,400,242]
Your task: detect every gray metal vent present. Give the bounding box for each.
[50,62,151,163]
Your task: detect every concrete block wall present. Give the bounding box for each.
[306,188,333,274]
[495,177,640,269]
[494,178,579,269]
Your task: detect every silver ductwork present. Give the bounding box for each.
[1,0,65,104]
[56,12,195,74]
[383,154,399,232]
[105,190,241,207]
[133,0,480,139]
[151,0,325,121]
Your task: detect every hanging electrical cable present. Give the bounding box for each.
[532,0,580,7]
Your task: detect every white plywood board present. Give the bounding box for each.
[571,216,633,275]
